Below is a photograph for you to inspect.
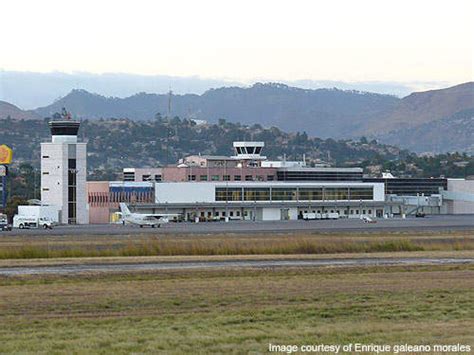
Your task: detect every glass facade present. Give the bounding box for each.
[271,188,297,201]
[324,188,349,200]
[215,188,243,201]
[67,158,77,224]
[363,178,447,196]
[349,188,373,200]
[214,186,374,202]
[277,170,363,181]
[244,188,270,201]
[298,188,323,200]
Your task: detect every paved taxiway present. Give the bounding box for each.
[2,215,474,236]
[1,257,473,276]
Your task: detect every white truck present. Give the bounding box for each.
[13,215,54,229]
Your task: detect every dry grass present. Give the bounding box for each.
[1,232,474,259]
[0,265,473,353]
[1,250,474,269]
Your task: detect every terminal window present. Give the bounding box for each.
[244,188,270,201]
[298,188,323,200]
[200,175,208,181]
[123,172,135,181]
[215,188,243,201]
[223,175,230,181]
[324,188,349,200]
[211,175,220,181]
[349,188,373,200]
[272,188,297,201]
[234,175,242,181]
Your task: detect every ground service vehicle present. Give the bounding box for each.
[0,214,12,231]
[13,216,54,229]
[362,215,377,223]
[302,212,340,220]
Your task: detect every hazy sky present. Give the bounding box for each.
[1,0,473,85]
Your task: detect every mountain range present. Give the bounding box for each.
[380,108,474,155]
[0,101,40,121]
[1,81,473,154]
[0,71,445,109]
[33,83,400,138]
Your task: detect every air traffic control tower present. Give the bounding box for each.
[41,116,88,224]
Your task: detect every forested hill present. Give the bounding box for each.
[34,84,398,139]
[379,108,474,155]
[29,82,474,153]
[1,116,402,172]
[2,116,474,180]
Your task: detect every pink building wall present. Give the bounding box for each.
[87,181,111,224]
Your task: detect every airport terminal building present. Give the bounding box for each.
[84,141,474,224]
[147,181,385,221]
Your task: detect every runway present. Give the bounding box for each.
[1,257,473,276]
[2,215,474,236]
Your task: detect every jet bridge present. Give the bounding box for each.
[386,194,443,216]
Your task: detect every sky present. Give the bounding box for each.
[0,0,473,86]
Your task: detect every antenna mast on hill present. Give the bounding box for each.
[168,86,173,118]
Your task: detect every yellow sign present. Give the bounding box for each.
[0,145,13,165]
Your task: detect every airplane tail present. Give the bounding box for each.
[119,203,131,216]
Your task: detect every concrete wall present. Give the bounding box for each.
[41,143,68,223]
[129,168,163,182]
[262,208,281,221]
[446,179,474,214]
[155,182,216,203]
[76,143,89,224]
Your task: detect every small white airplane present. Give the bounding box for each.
[119,203,180,228]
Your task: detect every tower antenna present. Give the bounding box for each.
[168,86,173,118]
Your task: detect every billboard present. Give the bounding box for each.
[0,145,13,165]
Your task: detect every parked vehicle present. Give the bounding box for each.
[303,212,340,220]
[361,215,377,223]
[0,214,12,231]
[13,215,54,229]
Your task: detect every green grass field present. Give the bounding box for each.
[1,264,474,354]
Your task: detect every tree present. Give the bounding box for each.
[4,196,27,222]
